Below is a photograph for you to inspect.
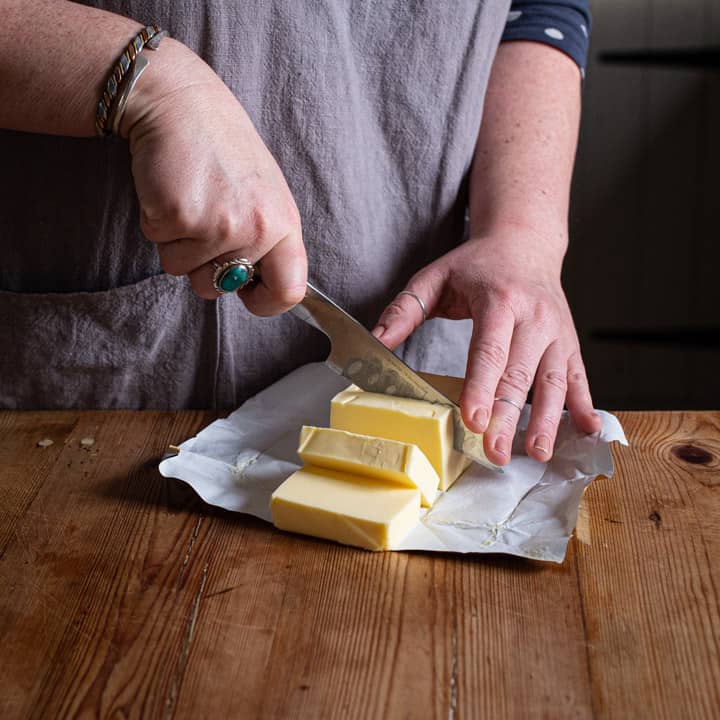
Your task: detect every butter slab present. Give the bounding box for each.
[271,466,420,551]
[330,386,471,491]
[298,425,439,506]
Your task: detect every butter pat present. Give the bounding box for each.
[330,386,472,491]
[271,466,420,551]
[298,426,439,506]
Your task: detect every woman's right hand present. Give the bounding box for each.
[122,39,306,315]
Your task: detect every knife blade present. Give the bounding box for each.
[290,282,500,471]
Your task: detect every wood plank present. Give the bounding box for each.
[0,411,79,556]
[160,514,295,720]
[578,410,720,718]
[170,528,593,719]
[2,409,718,719]
[0,410,217,719]
[453,548,593,720]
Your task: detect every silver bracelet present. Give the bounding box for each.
[107,30,168,136]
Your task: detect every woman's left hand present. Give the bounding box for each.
[371,225,602,466]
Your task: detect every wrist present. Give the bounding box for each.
[119,37,212,139]
[467,220,568,278]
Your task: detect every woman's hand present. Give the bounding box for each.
[372,225,602,466]
[123,40,306,315]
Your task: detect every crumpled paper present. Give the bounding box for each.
[159,363,627,562]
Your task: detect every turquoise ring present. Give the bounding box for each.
[212,258,256,294]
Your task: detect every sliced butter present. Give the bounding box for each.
[271,466,420,551]
[298,426,439,506]
[330,386,471,491]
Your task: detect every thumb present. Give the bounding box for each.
[371,276,438,350]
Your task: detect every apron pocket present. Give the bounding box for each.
[0,274,217,409]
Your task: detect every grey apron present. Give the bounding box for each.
[0,0,510,409]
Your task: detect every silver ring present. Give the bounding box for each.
[397,291,427,322]
[494,396,524,412]
[212,257,255,294]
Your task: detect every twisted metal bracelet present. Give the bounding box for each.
[107,30,168,136]
[95,24,164,137]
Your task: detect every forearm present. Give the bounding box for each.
[0,0,191,137]
[469,41,582,269]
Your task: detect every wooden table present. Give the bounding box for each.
[1,410,718,719]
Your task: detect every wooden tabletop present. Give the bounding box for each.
[0,409,718,719]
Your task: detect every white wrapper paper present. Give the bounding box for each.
[159,363,627,562]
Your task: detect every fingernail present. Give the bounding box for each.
[494,435,509,457]
[371,325,386,340]
[472,408,489,432]
[534,435,550,455]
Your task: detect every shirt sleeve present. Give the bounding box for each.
[501,1,591,77]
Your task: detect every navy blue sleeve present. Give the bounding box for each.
[501,1,591,76]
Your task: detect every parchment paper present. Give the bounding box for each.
[159,363,627,562]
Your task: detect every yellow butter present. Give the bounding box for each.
[271,466,420,551]
[298,426,439,506]
[330,386,471,491]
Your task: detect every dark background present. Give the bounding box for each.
[565,0,720,410]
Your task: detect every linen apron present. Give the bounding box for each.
[0,1,510,409]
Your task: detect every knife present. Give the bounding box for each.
[290,282,500,471]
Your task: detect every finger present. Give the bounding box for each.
[459,303,514,437]
[481,323,547,466]
[157,237,227,276]
[524,341,568,461]
[152,204,273,276]
[566,350,602,434]
[184,248,258,300]
[371,293,425,350]
[139,204,198,245]
[239,233,307,316]
[371,279,438,351]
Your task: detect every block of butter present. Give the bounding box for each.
[271,466,420,551]
[330,386,472,491]
[298,426,439,507]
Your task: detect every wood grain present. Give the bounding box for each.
[578,410,720,719]
[0,410,216,718]
[0,409,718,719]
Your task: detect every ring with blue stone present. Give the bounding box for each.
[212,257,256,294]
